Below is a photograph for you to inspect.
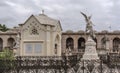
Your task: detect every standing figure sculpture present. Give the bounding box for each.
[81,12,96,40]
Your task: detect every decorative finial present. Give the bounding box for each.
[42,9,44,14]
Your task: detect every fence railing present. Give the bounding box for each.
[0,55,78,73]
[0,54,120,73]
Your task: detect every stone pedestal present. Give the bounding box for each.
[82,36,99,60]
[80,36,100,73]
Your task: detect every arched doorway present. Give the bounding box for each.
[66,37,74,50]
[113,37,120,52]
[7,38,15,49]
[54,35,60,55]
[0,38,3,51]
[78,37,85,51]
[101,37,106,49]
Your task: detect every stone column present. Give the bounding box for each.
[109,38,113,52]
[3,37,7,48]
[74,37,78,52]
[57,43,61,56]
[106,40,110,51]
[46,26,51,56]
[97,38,101,49]
[61,36,66,54]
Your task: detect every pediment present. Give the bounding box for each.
[54,21,62,32]
[22,15,46,36]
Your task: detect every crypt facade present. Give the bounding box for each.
[18,13,62,56]
[0,13,62,56]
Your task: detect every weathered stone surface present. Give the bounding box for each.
[82,36,99,60]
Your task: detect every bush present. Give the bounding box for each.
[0,48,15,72]
[0,48,14,60]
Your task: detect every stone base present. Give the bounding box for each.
[82,36,99,60]
[82,54,99,60]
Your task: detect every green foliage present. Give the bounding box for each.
[0,24,9,32]
[0,48,14,60]
[0,48,15,71]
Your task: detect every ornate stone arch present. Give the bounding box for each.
[101,37,106,49]
[7,37,15,49]
[66,37,74,49]
[78,37,85,50]
[113,37,120,52]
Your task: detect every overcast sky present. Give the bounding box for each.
[0,0,120,32]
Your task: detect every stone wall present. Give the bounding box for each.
[62,31,120,55]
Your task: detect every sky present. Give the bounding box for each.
[0,0,120,32]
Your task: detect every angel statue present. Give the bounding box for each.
[80,12,96,40]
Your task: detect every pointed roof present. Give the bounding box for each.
[21,13,62,30]
[34,14,59,26]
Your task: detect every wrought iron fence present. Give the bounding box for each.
[0,55,78,73]
[0,54,120,73]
